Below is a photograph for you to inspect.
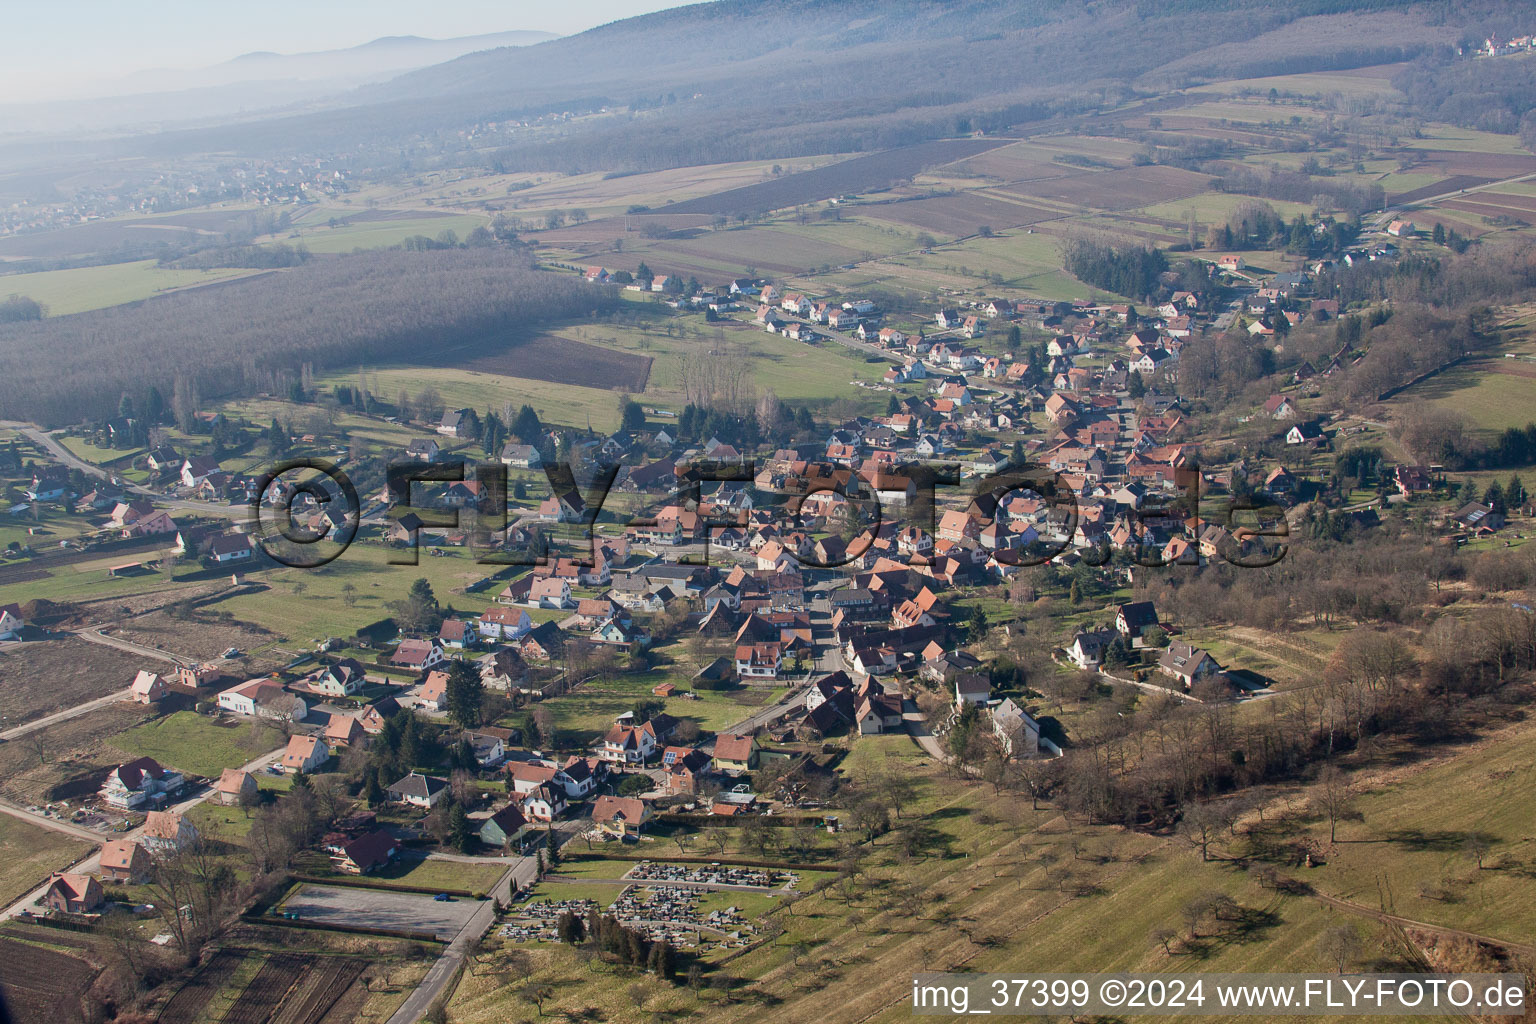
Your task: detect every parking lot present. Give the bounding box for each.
[279,884,482,941]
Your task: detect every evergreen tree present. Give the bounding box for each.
[557,911,585,944]
[1507,474,1526,508]
[1069,579,1083,605]
[619,397,647,433]
[448,802,474,853]
[1484,481,1506,514]
[445,660,485,730]
[1006,324,1022,351]
[364,767,385,808]
[511,405,543,444]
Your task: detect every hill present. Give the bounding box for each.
[120,0,1535,173]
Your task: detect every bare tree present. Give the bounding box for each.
[1317,922,1364,974]
[1315,766,1362,844]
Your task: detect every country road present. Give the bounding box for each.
[0,421,237,519]
[75,626,196,666]
[0,686,132,742]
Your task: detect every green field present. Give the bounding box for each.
[213,542,504,643]
[109,711,279,778]
[358,854,509,894]
[0,814,92,908]
[0,551,180,609]
[0,259,258,315]
[1388,361,1536,434]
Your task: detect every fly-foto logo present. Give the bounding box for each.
[246,456,1289,570]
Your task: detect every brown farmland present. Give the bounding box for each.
[663,138,1010,216]
[0,636,145,728]
[1388,175,1493,205]
[861,193,1061,236]
[1000,164,1213,210]
[464,334,653,391]
[0,937,98,1024]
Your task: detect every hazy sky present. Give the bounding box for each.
[2,0,689,99]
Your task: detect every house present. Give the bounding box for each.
[100,757,183,810]
[1453,502,1505,532]
[954,673,992,708]
[517,621,567,660]
[521,783,568,821]
[334,830,403,874]
[1262,395,1296,420]
[406,438,442,462]
[141,810,196,852]
[479,648,531,692]
[145,446,182,472]
[206,533,255,564]
[500,443,542,468]
[98,840,152,884]
[479,606,534,641]
[324,714,368,749]
[479,805,531,848]
[179,456,222,489]
[528,577,574,609]
[855,684,904,735]
[1158,642,1220,689]
[359,697,401,734]
[390,639,445,671]
[734,642,783,679]
[992,697,1040,758]
[281,735,330,774]
[130,670,165,704]
[591,795,654,838]
[438,408,474,437]
[1115,601,1159,639]
[311,658,368,697]
[386,772,448,808]
[1395,465,1433,496]
[464,730,509,767]
[44,873,104,916]
[214,769,258,806]
[418,670,450,712]
[598,719,670,765]
[0,603,24,640]
[217,678,308,721]
[1387,219,1415,237]
[1067,629,1116,670]
[1286,422,1325,446]
[712,733,758,774]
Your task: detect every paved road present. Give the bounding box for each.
[900,694,945,760]
[0,744,285,921]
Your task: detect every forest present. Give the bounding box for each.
[0,249,615,426]
[1062,238,1168,300]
